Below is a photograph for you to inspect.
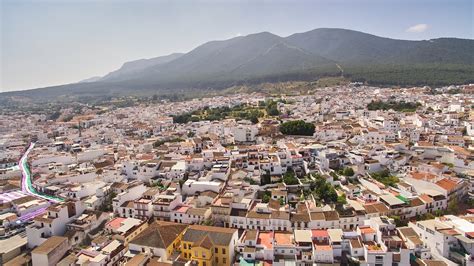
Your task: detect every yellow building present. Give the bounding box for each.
[128,221,188,262]
[181,225,238,266]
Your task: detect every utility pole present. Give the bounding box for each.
[78,120,82,137]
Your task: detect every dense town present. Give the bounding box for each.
[1,84,474,266]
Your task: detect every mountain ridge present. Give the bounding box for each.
[99,52,184,82]
[2,28,473,102]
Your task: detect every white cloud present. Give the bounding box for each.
[406,24,429,33]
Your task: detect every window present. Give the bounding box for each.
[215,247,218,253]
[223,258,226,263]
[203,262,206,266]
[222,248,226,254]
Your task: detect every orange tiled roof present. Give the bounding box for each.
[315,244,332,251]
[435,178,457,192]
[311,229,329,238]
[257,232,273,249]
[274,232,292,245]
[449,146,471,156]
[106,217,126,229]
[410,171,437,180]
[359,227,376,234]
[419,194,434,204]
[417,141,434,147]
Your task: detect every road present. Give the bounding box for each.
[19,143,64,203]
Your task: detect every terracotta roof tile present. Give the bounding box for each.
[435,178,457,192]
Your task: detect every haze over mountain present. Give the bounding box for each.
[2,28,473,102]
[98,53,184,82]
[78,76,102,83]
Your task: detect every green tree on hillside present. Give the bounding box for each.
[280,120,315,136]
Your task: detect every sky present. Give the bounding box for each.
[1,0,473,92]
